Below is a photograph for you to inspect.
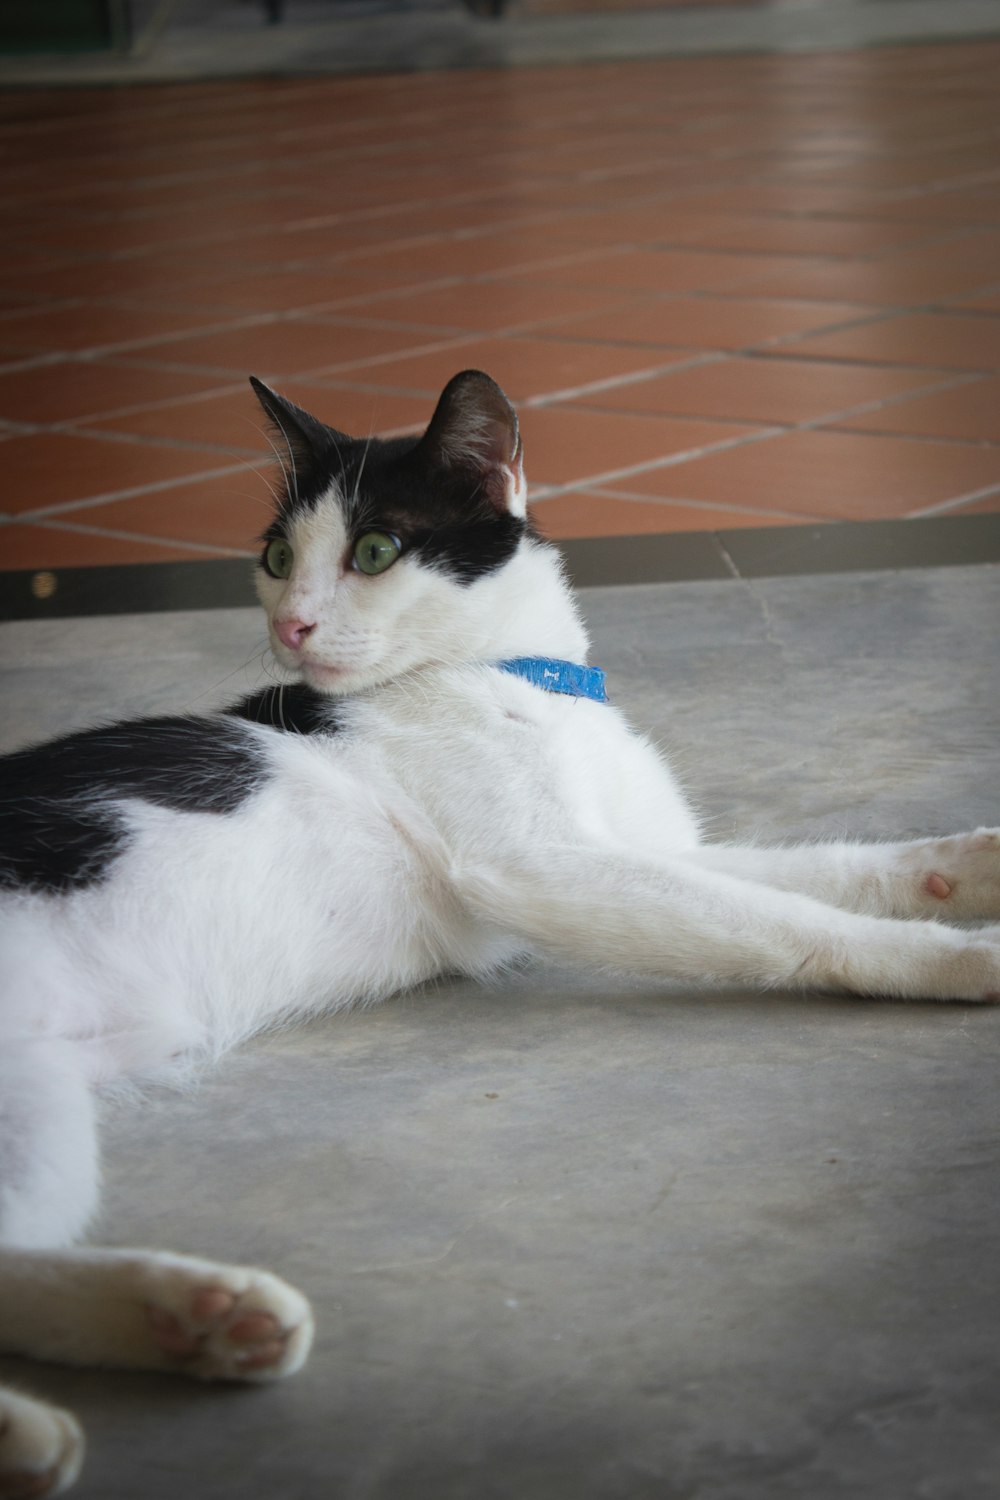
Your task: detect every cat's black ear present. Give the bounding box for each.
[419,370,525,517]
[250,377,344,504]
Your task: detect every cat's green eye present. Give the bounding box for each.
[264,538,294,579]
[354,531,401,576]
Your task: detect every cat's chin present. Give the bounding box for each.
[298,662,350,693]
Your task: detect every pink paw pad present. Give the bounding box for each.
[191,1288,235,1322]
[145,1287,285,1369]
[925,873,952,900]
[146,1306,201,1359]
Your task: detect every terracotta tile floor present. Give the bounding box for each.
[3,39,1000,570]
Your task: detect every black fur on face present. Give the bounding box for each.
[251,371,541,586]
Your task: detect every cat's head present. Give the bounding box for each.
[252,370,541,695]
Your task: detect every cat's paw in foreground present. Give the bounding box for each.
[2,369,999,1494]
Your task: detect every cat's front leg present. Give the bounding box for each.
[688,828,1000,922]
[0,1386,83,1498]
[460,848,1000,1000]
[0,1248,313,1384]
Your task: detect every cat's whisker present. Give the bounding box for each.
[259,431,297,513]
[183,641,274,711]
[241,433,295,515]
[349,428,376,522]
[253,410,301,515]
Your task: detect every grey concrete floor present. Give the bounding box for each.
[1,563,1000,1498]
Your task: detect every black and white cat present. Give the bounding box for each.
[1,369,999,1496]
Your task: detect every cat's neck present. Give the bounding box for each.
[455,537,591,667]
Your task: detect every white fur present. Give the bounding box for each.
[3,512,1000,1494]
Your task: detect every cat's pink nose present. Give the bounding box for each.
[274,617,316,652]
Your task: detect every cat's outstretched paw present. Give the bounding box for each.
[141,1259,314,1383]
[0,1390,83,1499]
[902,829,1000,920]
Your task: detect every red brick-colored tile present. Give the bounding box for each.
[665,184,920,221]
[548,297,875,352]
[950,292,1000,314]
[333,336,679,403]
[0,256,236,306]
[151,268,440,319]
[601,428,1000,519]
[0,361,229,426]
[337,282,641,335]
[2,432,239,516]
[560,209,937,258]
[81,382,432,451]
[336,232,602,282]
[827,375,1000,443]
[531,490,790,539]
[72,470,272,551]
[945,491,1000,516]
[3,523,228,569]
[733,236,1000,305]
[790,313,1000,372]
[568,357,942,426]
[0,303,234,356]
[5,43,1000,572]
[520,407,758,487]
[508,247,815,295]
[143,319,465,378]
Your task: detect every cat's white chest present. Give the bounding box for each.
[367,670,701,869]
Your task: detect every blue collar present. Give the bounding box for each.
[495,656,608,703]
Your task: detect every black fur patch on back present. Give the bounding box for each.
[0,715,267,895]
[228,683,342,735]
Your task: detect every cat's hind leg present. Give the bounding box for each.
[0,1035,98,1254]
[0,1031,312,1500]
[461,847,1000,999]
[686,829,1000,923]
[0,1037,94,1496]
[0,1387,83,1499]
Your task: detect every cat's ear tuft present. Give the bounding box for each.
[249,377,343,505]
[420,370,525,518]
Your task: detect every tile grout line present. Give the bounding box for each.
[527,425,787,504]
[547,369,988,430]
[26,516,257,559]
[906,480,1000,520]
[563,485,826,525]
[6,461,261,525]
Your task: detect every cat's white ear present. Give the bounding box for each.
[420,370,526,518]
[250,377,346,504]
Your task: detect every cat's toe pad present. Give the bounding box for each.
[903,829,1000,918]
[0,1391,84,1499]
[142,1261,313,1382]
